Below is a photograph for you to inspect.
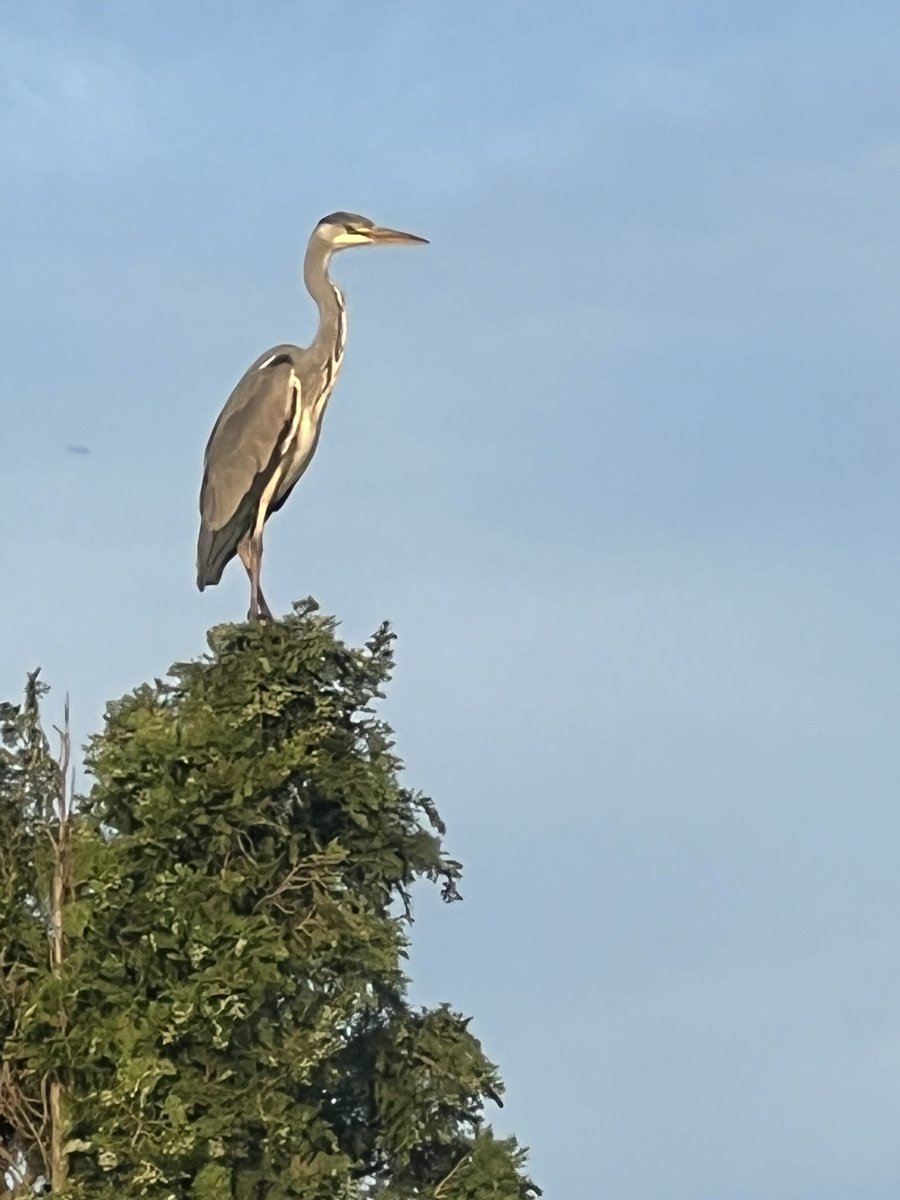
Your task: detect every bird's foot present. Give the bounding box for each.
[247,606,273,624]
[257,592,274,622]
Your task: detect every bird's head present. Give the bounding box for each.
[313,211,428,251]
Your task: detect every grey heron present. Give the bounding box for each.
[197,212,427,622]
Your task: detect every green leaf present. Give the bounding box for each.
[0,605,538,1200]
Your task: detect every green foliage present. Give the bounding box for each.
[0,671,68,1192]
[3,600,537,1199]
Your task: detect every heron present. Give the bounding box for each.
[197,212,427,622]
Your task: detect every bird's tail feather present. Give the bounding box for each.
[196,522,236,591]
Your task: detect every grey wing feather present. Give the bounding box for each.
[196,347,299,589]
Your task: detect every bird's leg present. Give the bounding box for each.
[238,535,260,623]
[257,577,274,622]
[237,537,256,622]
[253,531,275,622]
[237,533,273,624]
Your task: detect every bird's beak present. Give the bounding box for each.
[367,225,429,246]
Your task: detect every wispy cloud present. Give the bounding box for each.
[0,18,152,172]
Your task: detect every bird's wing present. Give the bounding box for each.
[201,350,297,529]
[197,348,299,587]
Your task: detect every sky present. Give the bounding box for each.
[3,1,900,1195]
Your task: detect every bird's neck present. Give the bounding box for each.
[303,248,346,365]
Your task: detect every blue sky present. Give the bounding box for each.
[3,1,900,1196]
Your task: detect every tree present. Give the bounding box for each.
[2,601,538,1199]
[0,672,73,1196]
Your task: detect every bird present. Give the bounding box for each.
[196,212,428,622]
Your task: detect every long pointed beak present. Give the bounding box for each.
[367,225,429,246]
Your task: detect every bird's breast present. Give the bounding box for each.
[279,355,344,494]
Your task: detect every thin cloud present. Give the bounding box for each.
[0,20,152,171]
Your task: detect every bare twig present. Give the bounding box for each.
[433,1151,470,1198]
[47,695,71,1193]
